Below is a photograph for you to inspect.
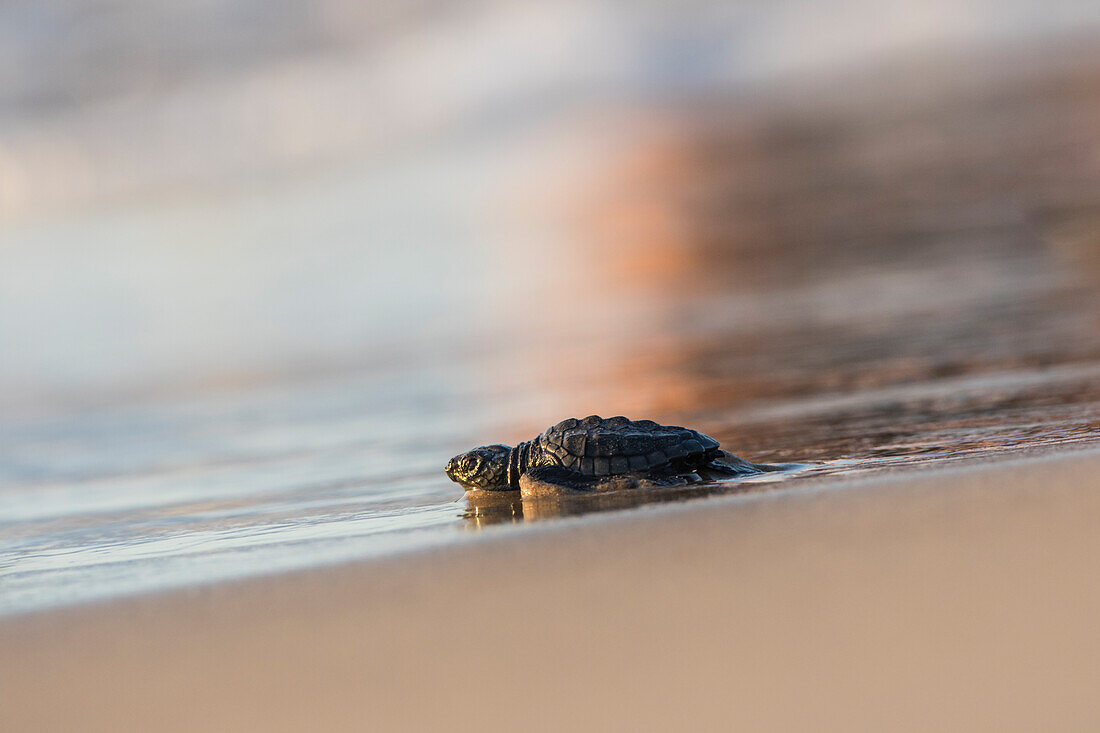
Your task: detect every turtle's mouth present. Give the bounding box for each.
[444,456,479,489]
[444,457,465,485]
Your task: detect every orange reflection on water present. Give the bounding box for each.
[467,41,1100,522]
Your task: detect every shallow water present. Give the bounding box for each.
[4,349,1097,614]
[3,17,1100,615]
[3,247,1098,615]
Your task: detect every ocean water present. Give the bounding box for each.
[3,2,1100,615]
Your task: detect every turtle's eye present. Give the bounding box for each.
[462,456,476,472]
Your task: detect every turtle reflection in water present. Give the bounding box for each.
[446,415,780,498]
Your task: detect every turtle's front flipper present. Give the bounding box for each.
[519,466,604,498]
[701,450,785,478]
[520,466,688,498]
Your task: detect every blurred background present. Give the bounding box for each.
[4,0,1100,407]
[3,0,1100,612]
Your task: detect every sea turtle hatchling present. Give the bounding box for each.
[445,415,777,496]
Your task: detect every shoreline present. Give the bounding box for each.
[4,445,1099,731]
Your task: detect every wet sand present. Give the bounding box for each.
[4,445,1098,732]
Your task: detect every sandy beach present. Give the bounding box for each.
[4,446,1098,732]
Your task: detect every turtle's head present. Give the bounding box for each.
[445,445,511,490]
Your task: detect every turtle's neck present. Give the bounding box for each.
[506,441,533,490]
